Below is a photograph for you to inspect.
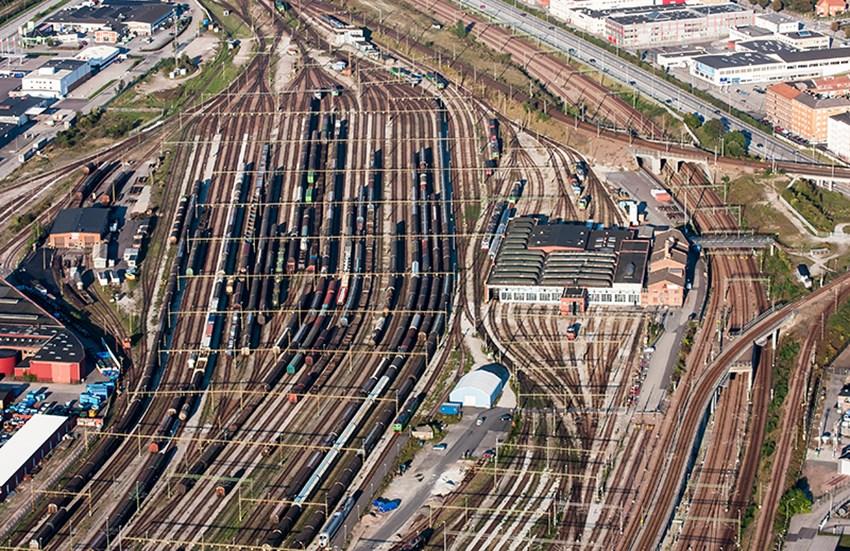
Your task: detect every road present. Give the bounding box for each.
[457,0,816,163]
[353,408,512,550]
[1,0,68,42]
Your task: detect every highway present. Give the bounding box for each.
[455,0,817,163]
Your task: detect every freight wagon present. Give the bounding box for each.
[574,159,588,181]
[393,392,425,432]
[507,180,523,205]
[18,148,35,163]
[424,71,448,89]
[481,201,506,251]
[487,118,500,161]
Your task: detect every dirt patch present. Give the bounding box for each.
[803,459,847,498]
[273,33,298,92]
[583,137,639,170]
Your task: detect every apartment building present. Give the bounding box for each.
[765,76,850,143]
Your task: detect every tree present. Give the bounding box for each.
[775,485,812,532]
[772,0,784,10]
[844,26,850,38]
[683,112,702,130]
[724,130,748,158]
[452,20,469,39]
[832,21,841,32]
[701,118,726,145]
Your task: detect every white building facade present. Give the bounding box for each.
[753,12,801,34]
[491,282,642,306]
[690,47,850,86]
[22,60,90,99]
[604,4,753,48]
[828,113,850,160]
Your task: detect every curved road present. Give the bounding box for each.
[455,0,819,164]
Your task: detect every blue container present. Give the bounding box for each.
[439,402,462,416]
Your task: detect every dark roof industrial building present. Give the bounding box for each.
[47,207,109,249]
[486,218,654,308]
[0,279,85,383]
[47,0,177,36]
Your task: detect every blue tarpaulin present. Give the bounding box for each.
[373,497,401,513]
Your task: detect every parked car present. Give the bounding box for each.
[433,442,448,451]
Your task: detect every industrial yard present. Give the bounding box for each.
[2,0,850,550]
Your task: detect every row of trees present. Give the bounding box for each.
[744,0,817,14]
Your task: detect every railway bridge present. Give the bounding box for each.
[632,144,850,190]
[654,273,850,548]
[692,233,775,251]
[720,306,792,397]
[633,146,714,179]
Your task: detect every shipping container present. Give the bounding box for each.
[439,402,462,416]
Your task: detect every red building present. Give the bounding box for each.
[0,279,84,384]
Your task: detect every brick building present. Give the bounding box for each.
[816,0,846,16]
[766,75,850,143]
[47,207,109,249]
[642,229,689,307]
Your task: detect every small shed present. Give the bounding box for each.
[411,424,434,441]
[449,364,509,409]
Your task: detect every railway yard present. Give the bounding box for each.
[3,0,850,550]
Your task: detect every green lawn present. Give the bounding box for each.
[112,45,243,116]
[782,179,850,233]
[727,175,806,247]
[200,0,252,39]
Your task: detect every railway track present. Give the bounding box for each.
[13,2,472,549]
[14,0,842,548]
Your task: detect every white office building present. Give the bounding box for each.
[690,47,850,86]
[551,0,651,25]
[777,30,830,51]
[22,59,90,98]
[828,112,850,160]
[753,12,801,34]
[605,4,753,47]
[74,45,120,69]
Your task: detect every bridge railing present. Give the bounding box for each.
[729,302,787,337]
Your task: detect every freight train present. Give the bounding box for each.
[265,132,457,548]
[241,143,272,355]
[28,152,219,549]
